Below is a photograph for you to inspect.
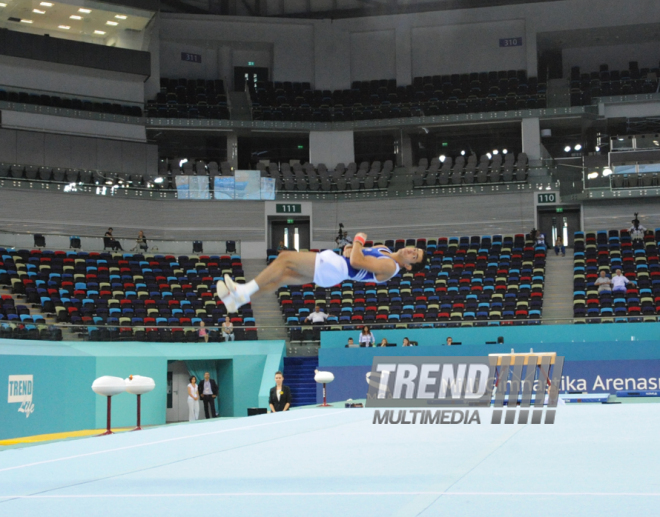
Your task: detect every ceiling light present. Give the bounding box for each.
[115,15,127,19]
[502,149,508,154]
[587,171,599,179]
[460,150,466,156]
[20,19,33,23]
[94,30,105,35]
[70,15,82,19]
[78,8,91,13]
[40,2,53,6]
[564,145,572,153]
[595,146,600,152]
[603,168,613,177]
[106,20,118,26]
[58,25,70,29]
[487,153,492,159]
[33,9,46,14]
[154,177,164,184]
[439,155,446,162]
[492,149,499,155]
[0,3,8,6]
[574,144,583,151]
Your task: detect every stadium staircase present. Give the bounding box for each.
[541,248,574,323]
[283,356,318,407]
[228,91,252,121]
[240,259,288,341]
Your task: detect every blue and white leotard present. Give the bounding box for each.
[345,247,400,283]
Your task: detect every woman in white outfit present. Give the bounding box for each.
[187,375,200,422]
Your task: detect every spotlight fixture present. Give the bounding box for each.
[595,146,601,152]
[603,168,613,177]
[439,155,446,162]
[179,158,188,167]
[70,15,82,19]
[502,149,508,154]
[587,171,599,179]
[460,150,466,156]
[0,3,7,6]
[564,145,572,153]
[154,177,164,184]
[492,149,499,155]
[106,20,118,26]
[574,144,583,151]
[94,30,105,35]
[486,153,492,159]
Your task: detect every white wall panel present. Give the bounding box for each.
[350,30,396,82]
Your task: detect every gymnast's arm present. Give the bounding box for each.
[349,233,397,277]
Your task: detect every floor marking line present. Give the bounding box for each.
[0,410,351,473]
[2,492,660,498]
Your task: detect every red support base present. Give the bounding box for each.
[318,383,331,407]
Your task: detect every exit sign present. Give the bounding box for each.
[287,219,294,224]
[276,204,301,213]
[556,207,564,213]
[248,61,255,66]
[538,193,557,204]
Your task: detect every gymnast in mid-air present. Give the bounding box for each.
[216,232,427,312]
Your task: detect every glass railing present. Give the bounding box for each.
[0,230,241,256]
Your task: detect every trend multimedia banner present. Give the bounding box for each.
[212,173,275,200]
[176,175,210,199]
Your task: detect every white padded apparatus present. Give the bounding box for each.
[125,375,156,395]
[92,376,127,397]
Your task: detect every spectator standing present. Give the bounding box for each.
[269,371,291,413]
[594,271,612,294]
[221,316,235,342]
[359,326,375,347]
[197,371,218,419]
[198,321,208,343]
[305,305,328,324]
[554,237,565,257]
[187,375,200,422]
[612,269,635,293]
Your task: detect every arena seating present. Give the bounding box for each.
[146,78,230,119]
[0,163,146,186]
[250,70,546,122]
[412,152,528,186]
[569,62,660,106]
[0,248,255,342]
[0,88,143,117]
[572,229,660,323]
[274,234,546,342]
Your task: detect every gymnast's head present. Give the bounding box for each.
[397,247,427,273]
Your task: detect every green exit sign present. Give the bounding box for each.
[287,219,295,224]
[248,61,255,66]
[538,193,557,204]
[276,204,301,214]
[442,142,449,147]
[556,207,564,213]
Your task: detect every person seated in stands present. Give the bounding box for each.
[104,227,123,251]
[446,337,453,346]
[554,237,565,257]
[359,326,375,347]
[345,337,358,348]
[612,269,634,293]
[198,321,208,343]
[594,270,612,294]
[629,215,646,241]
[379,338,389,347]
[135,230,148,252]
[277,240,287,253]
[402,337,412,347]
[221,316,235,342]
[535,232,547,249]
[305,305,328,324]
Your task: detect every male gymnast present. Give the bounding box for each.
[216,232,427,312]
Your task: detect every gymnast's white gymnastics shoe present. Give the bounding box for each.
[216,279,238,313]
[224,274,251,308]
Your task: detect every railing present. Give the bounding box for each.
[0,230,240,256]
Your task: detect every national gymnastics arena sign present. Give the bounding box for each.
[366,355,564,425]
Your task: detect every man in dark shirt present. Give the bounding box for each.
[269,371,291,413]
[197,371,219,418]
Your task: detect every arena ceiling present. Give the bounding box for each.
[160,0,564,18]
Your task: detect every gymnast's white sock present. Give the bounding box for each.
[244,280,260,297]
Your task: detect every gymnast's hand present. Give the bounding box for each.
[342,244,353,258]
